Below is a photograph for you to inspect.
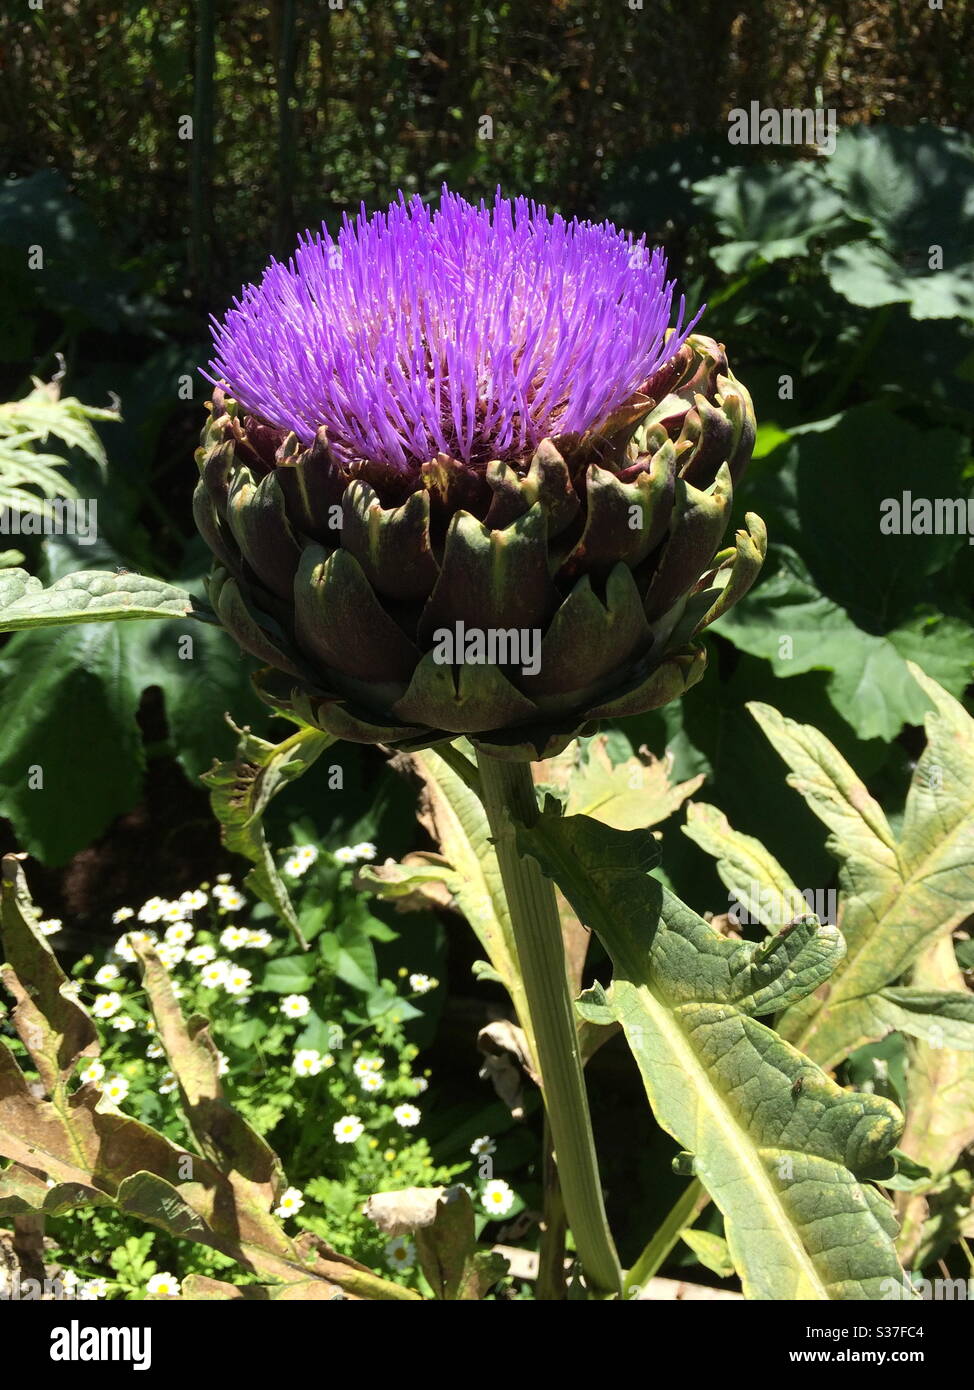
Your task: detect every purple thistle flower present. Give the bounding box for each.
[204,187,701,474]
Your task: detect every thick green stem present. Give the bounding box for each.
[536,1115,567,1301]
[475,750,621,1297]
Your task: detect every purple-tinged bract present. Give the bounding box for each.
[206,188,700,473]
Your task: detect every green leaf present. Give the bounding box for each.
[714,547,937,742]
[873,987,974,1050]
[682,802,809,930]
[260,955,316,995]
[223,1017,265,1050]
[0,567,200,632]
[737,407,972,634]
[519,812,906,1301]
[895,935,974,1262]
[203,723,334,950]
[0,556,259,860]
[680,1228,736,1279]
[822,126,974,322]
[335,942,378,994]
[693,163,852,274]
[749,669,974,1068]
[0,377,118,516]
[128,611,268,781]
[539,733,704,830]
[0,622,147,863]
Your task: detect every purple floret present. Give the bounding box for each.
[204,187,702,474]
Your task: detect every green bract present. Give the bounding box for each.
[194,333,765,759]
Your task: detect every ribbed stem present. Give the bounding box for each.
[475,750,621,1297]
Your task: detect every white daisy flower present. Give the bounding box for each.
[283,844,318,878]
[333,1115,364,1144]
[353,1055,383,1079]
[216,872,232,884]
[102,1075,130,1105]
[213,886,246,912]
[223,965,252,996]
[393,1104,420,1128]
[333,846,358,865]
[79,1060,105,1085]
[350,842,377,862]
[114,929,157,963]
[321,1052,336,1069]
[220,925,251,950]
[413,1077,429,1094]
[146,1043,165,1060]
[408,973,436,994]
[159,901,190,924]
[156,942,185,969]
[146,1272,181,1297]
[186,944,216,966]
[94,964,119,985]
[39,918,63,936]
[81,1277,108,1299]
[199,960,230,988]
[164,921,194,946]
[384,1235,415,1270]
[178,890,208,912]
[359,1071,383,1093]
[159,1072,178,1095]
[470,1135,496,1157]
[481,1178,515,1216]
[137,897,168,924]
[109,1015,136,1032]
[111,906,135,925]
[280,994,310,1019]
[246,928,273,949]
[92,992,122,1019]
[293,1049,323,1077]
[274,1187,304,1218]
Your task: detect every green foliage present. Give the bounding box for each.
[682,672,974,1072]
[0,376,115,515]
[0,849,491,1298]
[520,809,907,1301]
[202,722,335,949]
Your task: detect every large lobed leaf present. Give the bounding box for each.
[741,667,974,1068]
[518,810,908,1300]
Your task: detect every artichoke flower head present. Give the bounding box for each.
[196,188,766,759]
